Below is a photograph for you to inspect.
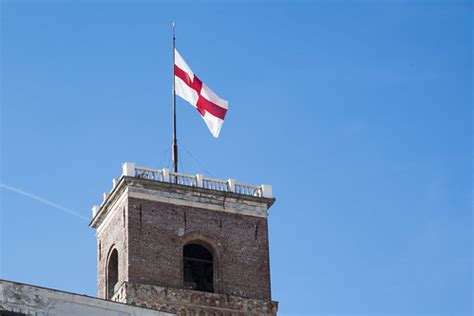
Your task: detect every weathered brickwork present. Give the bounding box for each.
[127,196,271,300]
[96,193,129,299]
[91,176,278,315]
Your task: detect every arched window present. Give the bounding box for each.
[183,243,214,292]
[107,249,119,298]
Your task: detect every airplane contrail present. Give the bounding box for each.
[0,183,88,221]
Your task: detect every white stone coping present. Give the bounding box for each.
[123,162,273,198]
[91,174,274,231]
[92,162,274,218]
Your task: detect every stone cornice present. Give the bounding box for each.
[90,176,276,229]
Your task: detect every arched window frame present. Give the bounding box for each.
[105,246,119,299]
[181,236,220,293]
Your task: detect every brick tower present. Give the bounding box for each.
[90,163,278,315]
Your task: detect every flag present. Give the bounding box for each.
[174,49,228,138]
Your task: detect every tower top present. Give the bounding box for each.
[90,162,274,224]
[89,162,278,315]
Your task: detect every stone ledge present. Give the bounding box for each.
[113,282,278,316]
[91,176,276,229]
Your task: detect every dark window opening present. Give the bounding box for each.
[183,243,214,292]
[107,249,118,298]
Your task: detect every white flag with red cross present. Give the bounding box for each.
[174,49,228,138]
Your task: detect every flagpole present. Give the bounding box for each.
[172,22,178,174]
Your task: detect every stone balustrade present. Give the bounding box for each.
[122,162,272,199]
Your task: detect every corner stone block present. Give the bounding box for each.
[122,162,136,177]
[261,184,273,198]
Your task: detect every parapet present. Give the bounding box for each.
[90,163,275,229]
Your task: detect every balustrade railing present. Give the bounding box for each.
[123,163,272,198]
[170,172,198,187]
[202,178,228,192]
[135,167,164,181]
[235,182,261,196]
[94,163,273,218]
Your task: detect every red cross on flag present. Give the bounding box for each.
[174,49,228,138]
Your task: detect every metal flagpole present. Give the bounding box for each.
[172,22,178,174]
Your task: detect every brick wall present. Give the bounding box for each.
[96,195,129,299]
[126,197,272,301]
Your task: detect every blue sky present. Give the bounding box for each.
[0,1,472,315]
